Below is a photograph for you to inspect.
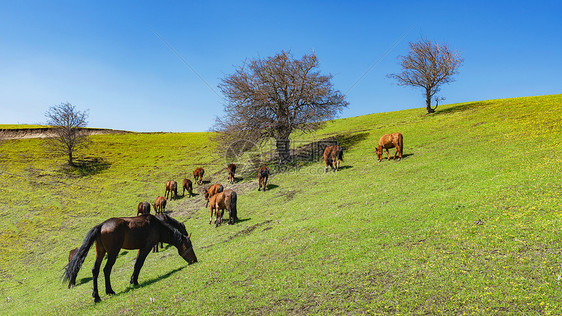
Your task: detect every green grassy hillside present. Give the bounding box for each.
[1,94,561,315]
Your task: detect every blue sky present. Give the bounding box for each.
[0,1,560,132]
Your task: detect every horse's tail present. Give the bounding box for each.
[337,146,344,162]
[229,191,238,222]
[63,224,102,288]
[398,134,404,155]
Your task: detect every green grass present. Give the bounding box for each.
[0,95,561,315]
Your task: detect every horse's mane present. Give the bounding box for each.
[155,214,183,245]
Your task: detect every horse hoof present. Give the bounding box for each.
[94,296,101,303]
[107,290,115,295]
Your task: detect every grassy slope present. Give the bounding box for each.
[0,95,560,315]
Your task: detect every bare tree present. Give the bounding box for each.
[388,38,463,113]
[214,51,348,163]
[45,102,89,166]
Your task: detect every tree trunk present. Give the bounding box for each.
[68,151,74,167]
[425,89,435,113]
[275,139,291,164]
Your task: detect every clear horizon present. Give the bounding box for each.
[1,1,560,132]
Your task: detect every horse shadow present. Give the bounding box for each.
[265,184,279,191]
[233,217,251,224]
[75,276,93,286]
[336,165,353,171]
[119,266,185,294]
[378,153,414,161]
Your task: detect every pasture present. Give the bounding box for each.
[0,94,561,314]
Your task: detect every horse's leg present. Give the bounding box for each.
[386,148,390,160]
[92,242,106,303]
[130,247,152,286]
[103,251,119,295]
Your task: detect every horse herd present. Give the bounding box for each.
[64,132,403,303]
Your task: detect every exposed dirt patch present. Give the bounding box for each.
[0,127,129,140]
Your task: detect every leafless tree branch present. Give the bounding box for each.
[388,38,463,113]
[44,102,90,166]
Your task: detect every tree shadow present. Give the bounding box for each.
[336,132,370,148]
[434,102,482,115]
[64,157,111,177]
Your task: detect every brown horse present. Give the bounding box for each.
[67,247,80,286]
[376,133,403,162]
[165,180,178,200]
[182,178,193,197]
[323,145,344,172]
[193,168,205,185]
[204,183,224,207]
[63,214,197,303]
[137,202,151,216]
[153,196,167,214]
[227,164,236,184]
[258,166,270,191]
[208,189,238,227]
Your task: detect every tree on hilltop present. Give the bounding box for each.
[214,51,348,163]
[45,102,89,166]
[388,38,463,113]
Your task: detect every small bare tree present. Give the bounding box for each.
[45,102,89,166]
[388,38,463,113]
[214,51,348,163]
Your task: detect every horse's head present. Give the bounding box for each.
[178,233,197,264]
[375,146,382,161]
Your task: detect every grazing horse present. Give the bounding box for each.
[376,133,403,162]
[165,180,178,200]
[258,166,270,191]
[193,168,205,185]
[208,189,238,227]
[227,164,237,184]
[323,145,344,172]
[153,196,167,214]
[182,178,193,198]
[204,183,224,207]
[63,214,197,303]
[137,202,151,216]
[152,213,189,253]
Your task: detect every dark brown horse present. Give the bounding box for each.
[137,202,151,216]
[165,180,178,200]
[193,168,205,185]
[208,189,238,227]
[204,183,224,207]
[64,214,197,303]
[323,145,344,172]
[376,133,403,162]
[153,196,167,214]
[227,164,236,184]
[152,213,189,253]
[258,166,270,191]
[182,178,193,197]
